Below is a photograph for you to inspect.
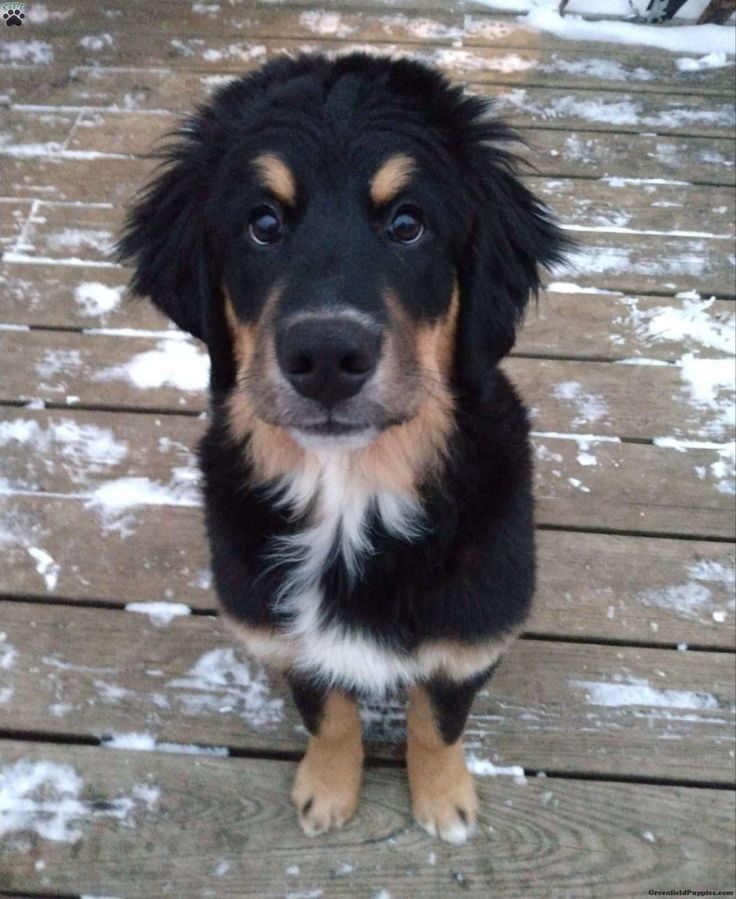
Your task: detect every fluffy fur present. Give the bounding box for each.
[119,52,567,840]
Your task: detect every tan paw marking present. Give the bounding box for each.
[407,685,478,844]
[291,692,364,837]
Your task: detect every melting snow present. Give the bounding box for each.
[676,52,733,71]
[523,9,735,56]
[79,34,115,51]
[0,41,54,65]
[571,676,719,710]
[299,11,356,38]
[74,282,125,317]
[553,381,608,426]
[167,648,284,730]
[622,294,735,355]
[95,339,210,392]
[466,753,527,784]
[0,759,159,844]
[100,732,228,756]
[27,547,60,591]
[124,602,192,625]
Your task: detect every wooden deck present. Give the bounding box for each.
[1,2,735,896]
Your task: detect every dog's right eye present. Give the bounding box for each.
[248,206,283,245]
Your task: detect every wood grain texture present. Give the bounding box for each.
[0,406,733,538]
[1,494,734,647]
[2,64,734,137]
[1,339,733,440]
[0,602,733,782]
[0,742,733,898]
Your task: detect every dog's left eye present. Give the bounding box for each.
[248,205,284,245]
[387,205,424,245]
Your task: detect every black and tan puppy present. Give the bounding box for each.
[119,53,566,844]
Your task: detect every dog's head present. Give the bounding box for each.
[120,53,566,457]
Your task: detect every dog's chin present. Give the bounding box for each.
[289,423,381,452]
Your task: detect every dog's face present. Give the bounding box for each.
[120,54,565,451]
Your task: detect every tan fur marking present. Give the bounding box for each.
[251,153,296,205]
[415,630,517,682]
[291,691,364,836]
[370,154,416,206]
[407,685,478,843]
[220,612,296,670]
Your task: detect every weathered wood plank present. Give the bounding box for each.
[4,171,731,239]
[57,109,736,184]
[8,4,736,97]
[1,336,733,443]
[1,742,733,899]
[3,65,734,137]
[1,265,734,366]
[0,199,33,253]
[1,493,733,647]
[0,404,733,538]
[0,603,733,783]
[519,289,736,363]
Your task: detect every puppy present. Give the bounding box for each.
[119,53,567,844]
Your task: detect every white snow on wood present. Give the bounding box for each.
[74,282,125,317]
[299,11,357,38]
[570,676,719,710]
[95,339,210,392]
[27,547,60,591]
[0,418,128,485]
[167,648,284,730]
[522,9,735,56]
[79,34,115,52]
[124,602,192,624]
[553,381,608,426]
[0,41,54,65]
[676,52,734,71]
[0,759,159,844]
[621,294,735,355]
[466,752,527,784]
[100,732,228,756]
[495,88,735,130]
[0,637,18,671]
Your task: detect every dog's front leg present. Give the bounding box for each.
[407,668,495,844]
[289,675,364,836]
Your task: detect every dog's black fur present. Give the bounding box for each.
[119,53,566,782]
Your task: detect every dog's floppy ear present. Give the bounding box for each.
[117,116,217,341]
[455,126,569,394]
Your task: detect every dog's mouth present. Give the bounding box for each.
[289,419,381,450]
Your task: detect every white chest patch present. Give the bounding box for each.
[267,446,425,693]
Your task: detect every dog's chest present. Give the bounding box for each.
[269,449,424,691]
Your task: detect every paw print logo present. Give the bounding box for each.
[3,8,25,26]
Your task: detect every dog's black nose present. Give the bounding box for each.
[276,318,381,408]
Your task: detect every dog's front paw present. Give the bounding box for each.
[408,744,478,844]
[291,741,363,836]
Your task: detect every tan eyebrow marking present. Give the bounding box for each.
[251,153,296,206]
[370,154,416,206]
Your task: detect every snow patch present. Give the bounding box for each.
[571,676,719,710]
[523,9,735,56]
[167,648,284,730]
[0,759,158,844]
[74,282,125,317]
[299,11,356,38]
[466,753,527,784]
[95,339,210,392]
[27,547,60,591]
[676,52,733,72]
[0,41,54,65]
[124,602,192,625]
[553,381,608,426]
[100,732,228,756]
